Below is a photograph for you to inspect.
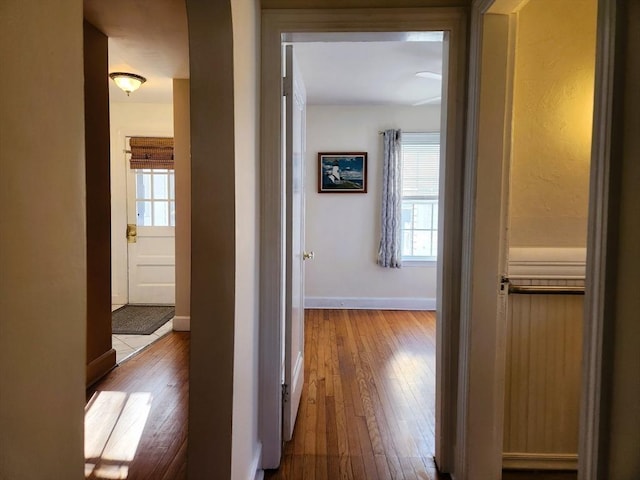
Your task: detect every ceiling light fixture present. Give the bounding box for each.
[415,71,442,80]
[109,72,147,96]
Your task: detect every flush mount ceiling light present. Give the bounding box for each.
[415,71,442,80]
[109,72,147,96]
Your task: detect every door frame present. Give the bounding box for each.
[259,7,468,470]
[456,1,517,476]
[463,0,618,477]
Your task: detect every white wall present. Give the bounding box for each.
[109,102,174,305]
[305,105,439,309]
[231,0,262,478]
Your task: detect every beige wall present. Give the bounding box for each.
[173,80,191,331]
[0,1,86,477]
[509,0,597,247]
[186,0,236,478]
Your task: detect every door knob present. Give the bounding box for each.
[126,223,137,244]
[303,251,314,260]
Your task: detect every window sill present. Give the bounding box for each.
[401,259,438,267]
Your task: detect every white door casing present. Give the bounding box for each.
[126,151,176,305]
[283,45,307,441]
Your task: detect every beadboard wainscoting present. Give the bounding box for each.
[503,248,585,470]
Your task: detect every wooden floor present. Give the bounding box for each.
[266,309,447,480]
[83,311,575,480]
[85,332,189,480]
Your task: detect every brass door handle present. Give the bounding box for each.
[126,223,137,243]
[303,251,314,260]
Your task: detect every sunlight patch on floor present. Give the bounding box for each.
[85,391,153,479]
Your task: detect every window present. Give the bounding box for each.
[135,169,176,227]
[127,136,176,227]
[401,132,440,261]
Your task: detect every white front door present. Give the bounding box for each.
[283,45,307,441]
[126,164,176,305]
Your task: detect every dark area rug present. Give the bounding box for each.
[112,305,175,335]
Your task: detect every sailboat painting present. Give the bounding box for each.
[318,152,367,193]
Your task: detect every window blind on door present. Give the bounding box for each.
[129,137,175,170]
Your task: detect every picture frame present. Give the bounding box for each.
[318,152,368,193]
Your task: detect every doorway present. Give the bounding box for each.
[279,34,446,470]
[259,9,468,473]
[458,0,598,477]
[109,101,176,362]
[124,136,176,306]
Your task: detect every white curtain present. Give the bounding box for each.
[377,129,402,268]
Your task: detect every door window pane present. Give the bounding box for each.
[153,174,169,200]
[137,174,152,199]
[153,202,169,226]
[137,201,153,226]
[135,169,176,227]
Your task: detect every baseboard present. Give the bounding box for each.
[172,315,191,331]
[251,443,264,480]
[111,293,127,306]
[304,297,436,310]
[502,452,578,470]
[86,348,117,387]
[509,247,586,279]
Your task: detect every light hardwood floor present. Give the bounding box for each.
[266,309,447,480]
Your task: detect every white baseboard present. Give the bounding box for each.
[251,443,263,480]
[111,293,127,306]
[172,315,191,331]
[502,452,578,470]
[304,297,436,310]
[509,247,586,279]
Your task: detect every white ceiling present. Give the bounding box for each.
[83,1,443,106]
[294,40,443,106]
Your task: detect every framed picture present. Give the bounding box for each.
[318,152,368,193]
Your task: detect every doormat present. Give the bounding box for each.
[112,305,175,335]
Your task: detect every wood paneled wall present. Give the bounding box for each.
[503,279,584,470]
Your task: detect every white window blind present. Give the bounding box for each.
[401,132,440,261]
[401,132,440,198]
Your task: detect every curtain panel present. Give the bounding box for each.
[377,129,402,268]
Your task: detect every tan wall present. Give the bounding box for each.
[0,1,86,477]
[84,21,116,386]
[510,0,597,247]
[173,80,191,330]
[186,0,236,478]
